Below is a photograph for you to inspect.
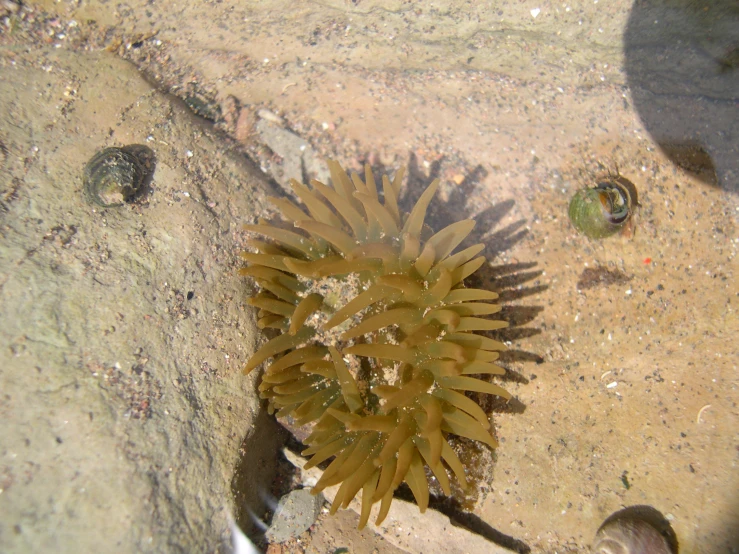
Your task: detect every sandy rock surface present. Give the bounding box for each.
[0,46,284,552]
[2,1,738,553]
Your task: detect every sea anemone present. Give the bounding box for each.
[241,161,511,528]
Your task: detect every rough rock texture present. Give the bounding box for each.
[0,47,281,552]
[2,1,738,553]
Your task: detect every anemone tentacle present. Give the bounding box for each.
[242,161,510,528]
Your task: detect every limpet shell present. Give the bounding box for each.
[83,145,154,207]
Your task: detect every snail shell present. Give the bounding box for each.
[568,176,637,239]
[83,145,153,207]
[592,517,674,554]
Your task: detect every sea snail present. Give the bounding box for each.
[568,176,638,239]
[83,145,154,207]
[592,516,674,554]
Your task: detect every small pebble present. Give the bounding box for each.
[257,109,284,125]
[265,489,323,544]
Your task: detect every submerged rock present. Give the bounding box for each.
[265,489,324,543]
[0,46,280,553]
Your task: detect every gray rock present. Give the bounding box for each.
[256,119,331,191]
[265,489,324,544]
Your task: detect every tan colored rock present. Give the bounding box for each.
[3,1,738,552]
[284,449,516,554]
[0,46,279,553]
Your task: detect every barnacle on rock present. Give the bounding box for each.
[241,161,511,528]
